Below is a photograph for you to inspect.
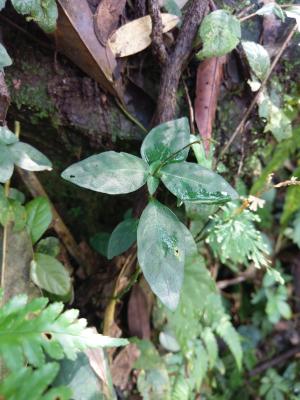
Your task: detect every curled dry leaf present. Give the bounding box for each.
[55,0,123,99]
[195,56,226,155]
[111,344,140,390]
[108,14,179,57]
[94,0,127,46]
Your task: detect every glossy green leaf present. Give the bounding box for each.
[26,196,52,244]
[9,199,27,232]
[137,200,185,310]
[140,118,190,164]
[30,253,71,296]
[280,167,300,225]
[11,0,58,33]
[61,151,149,194]
[292,211,300,248]
[161,161,238,203]
[0,43,12,70]
[242,41,270,81]
[107,218,138,259]
[197,10,241,59]
[0,126,18,145]
[9,142,52,171]
[0,144,14,183]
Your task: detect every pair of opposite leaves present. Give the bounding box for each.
[62,118,238,310]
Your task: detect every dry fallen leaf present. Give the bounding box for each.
[195,56,226,155]
[94,0,127,45]
[108,14,179,57]
[111,344,140,390]
[55,0,123,99]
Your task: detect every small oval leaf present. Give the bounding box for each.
[26,197,52,244]
[9,142,52,171]
[30,253,71,296]
[107,218,138,259]
[0,126,18,145]
[61,151,149,194]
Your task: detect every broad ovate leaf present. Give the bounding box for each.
[137,200,185,310]
[141,118,190,164]
[197,10,241,59]
[61,151,149,194]
[242,41,270,81]
[0,126,18,145]
[30,253,71,296]
[26,196,52,244]
[107,218,138,259]
[0,43,12,70]
[161,161,238,203]
[9,142,52,171]
[0,144,14,183]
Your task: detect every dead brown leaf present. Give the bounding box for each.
[195,56,226,155]
[55,0,123,99]
[111,344,140,390]
[127,278,153,339]
[94,0,127,46]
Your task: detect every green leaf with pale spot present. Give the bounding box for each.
[161,161,238,203]
[0,144,14,183]
[107,218,138,259]
[197,10,241,59]
[141,118,190,164]
[0,43,12,70]
[137,200,185,310]
[0,294,128,372]
[30,253,71,296]
[9,142,52,171]
[62,151,149,194]
[0,126,18,145]
[26,196,52,244]
[242,41,270,81]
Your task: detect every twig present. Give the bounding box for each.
[103,248,137,336]
[248,346,300,377]
[148,0,168,65]
[16,169,91,273]
[152,0,209,125]
[183,79,195,134]
[216,23,298,166]
[115,98,147,133]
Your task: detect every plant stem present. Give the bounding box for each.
[215,23,298,167]
[115,98,148,134]
[1,122,20,294]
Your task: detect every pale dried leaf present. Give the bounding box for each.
[111,344,140,390]
[108,14,179,57]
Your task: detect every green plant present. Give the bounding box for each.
[0,292,127,399]
[62,118,238,310]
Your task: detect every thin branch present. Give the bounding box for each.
[148,0,168,65]
[216,23,298,166]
